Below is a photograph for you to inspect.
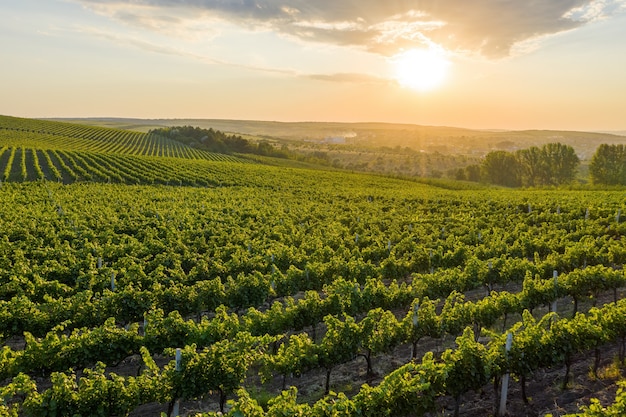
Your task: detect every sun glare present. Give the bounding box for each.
[392,48,450,92]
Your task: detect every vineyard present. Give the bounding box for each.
[0,115,248,186]
[1,116,626,416]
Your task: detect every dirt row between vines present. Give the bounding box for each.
[128,284,625,416]
[7,284,624,416]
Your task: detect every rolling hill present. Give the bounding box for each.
[52,117,626,160]
[0,115,250,186]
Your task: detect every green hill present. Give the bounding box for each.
[0,115,251,185]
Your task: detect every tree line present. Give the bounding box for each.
[152,126,626,187]
[149,126,287,157]
[453,143,626,187]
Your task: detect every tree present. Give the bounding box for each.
[541,142,579,185]
[516,146,546,187]
[513,143,579,186]
[465,164,481,182]
[481,151,521,187]
[589,144,626,185]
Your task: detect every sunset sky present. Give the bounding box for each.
[2,0,626,131]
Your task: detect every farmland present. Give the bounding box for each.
[1,116,626,416]
[0,115,248,186]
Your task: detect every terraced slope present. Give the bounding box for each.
[0,115,250,185]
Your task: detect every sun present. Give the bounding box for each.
[392,48,450,92]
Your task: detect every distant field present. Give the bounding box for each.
[50,117,626,159]
[0,115,251,185]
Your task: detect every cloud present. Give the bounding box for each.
[70,25,222,60]
[72,2,222,41]
[305,73,390,84]
[72,25,389,83]
[68,25,298,76]
[73,0,626,57]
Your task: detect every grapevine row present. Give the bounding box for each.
[0,115,247,162]
[3,297,626,417]
[2,265,623,386]
[1,166,625,417]
[1,230,622,338]
[0,146,250,185]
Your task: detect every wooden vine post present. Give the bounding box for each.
[411,302,419,358]
[551,270,558,315]
[173,348,181,417]
[499,332,513,416]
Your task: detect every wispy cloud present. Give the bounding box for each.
[66,25,271,73]
[71,25,224,62]
[72,0,626,57]
[71,2,222,41]
[305,72,390,84]
[66,25,337,79]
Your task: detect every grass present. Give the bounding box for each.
[592,357,624,381]
[247,386,276,409]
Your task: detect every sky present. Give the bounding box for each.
[1,0,626,131]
